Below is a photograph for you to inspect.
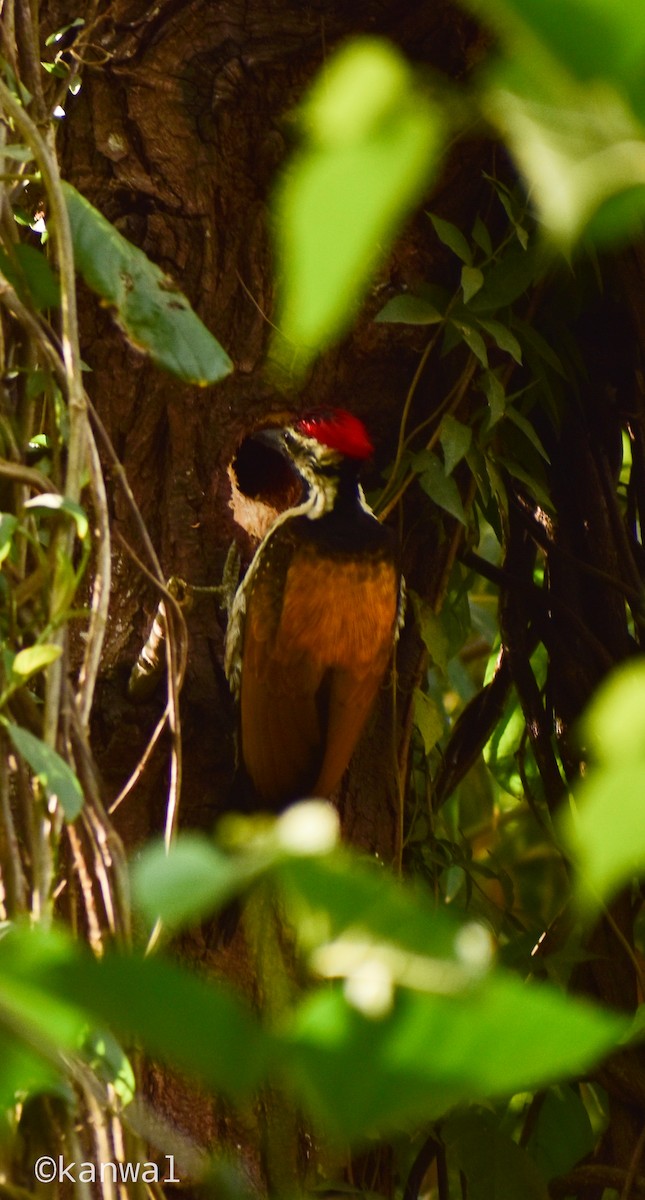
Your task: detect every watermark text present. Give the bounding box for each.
[34,1154,180,1185]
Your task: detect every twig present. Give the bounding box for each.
[65,820,104,956]
[76,421,112,726]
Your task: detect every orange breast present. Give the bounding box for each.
[274,551,399,675]
[239,546,399,806]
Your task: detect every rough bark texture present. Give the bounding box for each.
[37,1,645,1196]
[38,2,486,1192]
[47,0,486,853]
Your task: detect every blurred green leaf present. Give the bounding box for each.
[468,0,645,117]
[24,493,89,539]
[1,143,33,161]
[0,1025,63,1111]
[0,513,18,564]
[82,1029,135,1107]
[282,972,624,1139]
[0,245,59,312]
[303,37,410,145]
[132,834,244,929]
[272,38,443,359]
[3,721,84,819]
[11,644,61,681]
[63,183,233,385]
[578,657,645,765]
[484,60,645,247]
[564,763,645,910]
[561,648,645,910]
[0,927,91,1063]
[277,851,464,967]
[4,928,268,1100]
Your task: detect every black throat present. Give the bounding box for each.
[299,460,394,557]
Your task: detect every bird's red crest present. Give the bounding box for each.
[295,409,373,460]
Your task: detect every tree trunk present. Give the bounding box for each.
[40,0,484,1191]
[38,1,645,1195]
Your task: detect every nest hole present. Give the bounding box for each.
[228,425,303,542]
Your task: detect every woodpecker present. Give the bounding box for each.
[225,409,401,808]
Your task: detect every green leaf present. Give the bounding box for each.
[485,647,547,799]
[24,493,89,539]
[0,926,91,1065]
[450,319,488,367]
[63,183,233,385]
[505,406,550,462]
[469,243,543,311]
[277,851,461,961]
[484,58,645,247]
[82,1028,135,1106]
[526,1085,595,1184]
[34,947,269,1100]
[0,513,18,564]
[132,834,244,929]
[410,591,449,673]
[273,39,443,358]
[1,144,33,162]
[375,292,443,324]
[414,688,444,755]
[579,657,645,766]
[472,214,493,256]
[14,245,60,310]
[282,972,624,1139]
[513,320,567,376]
[413,450,467,524]
[3,721,84,819]
[477,317,522,364]
[445,1111,548,1200]
[497,454,553,512]
[481,370,506,424]
[461,265,484,304]
[564,763,645,910]
[440,414,472,475]
[0,1025,62,1109]
[45,17,84,47]
[11,644,62,680]
[0,926,268,1101]
[303,37,411,145]
[429,213,472,264]
[470,0,645,118]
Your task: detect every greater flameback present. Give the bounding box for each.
[225,409,401,808]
